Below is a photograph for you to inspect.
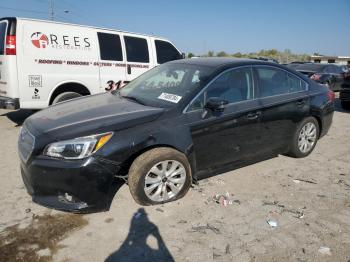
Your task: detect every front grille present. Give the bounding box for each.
[18,126,35,162]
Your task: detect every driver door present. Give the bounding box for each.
[184,67,262,173]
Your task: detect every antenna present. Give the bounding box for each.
[49,0,54,20]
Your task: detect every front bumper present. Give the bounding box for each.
[0,96,19,109]
[20,156,125,213]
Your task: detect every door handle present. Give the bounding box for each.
[127,65,131,75]
[296,99,306,106]
[246,111,261,120]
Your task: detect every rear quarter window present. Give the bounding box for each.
[0,22,7,55]
[256,66,307,98]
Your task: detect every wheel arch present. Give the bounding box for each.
[49,81,92,105]
[309,114,323,138]
[118,143,195,181]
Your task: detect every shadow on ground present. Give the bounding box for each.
[105,208,174,262]
[0,110,36,127]
[334,98,350,113]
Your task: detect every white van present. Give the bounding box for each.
[0,17,184,109]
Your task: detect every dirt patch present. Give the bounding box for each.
[0,214,88,262]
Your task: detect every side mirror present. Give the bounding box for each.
[204,97,228,112]
[181,53,186,59]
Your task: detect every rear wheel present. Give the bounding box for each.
[52,92,82,105]
[341,100,350,110]
[288,117,319,158]
[128,147,192,206]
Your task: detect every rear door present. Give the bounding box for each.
[254,65,309,155]
[97,32,126,91]
[0,20,7,95]
[0,19,19,99]
[123,34,153,82]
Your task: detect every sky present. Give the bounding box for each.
[0,0,349,56]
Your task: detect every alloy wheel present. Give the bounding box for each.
[298,122,317,153]
[144,160,186,202]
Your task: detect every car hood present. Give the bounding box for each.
[24,93,164,142]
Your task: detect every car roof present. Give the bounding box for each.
[169,57,273,68]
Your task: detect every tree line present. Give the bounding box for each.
[187,49,312,64]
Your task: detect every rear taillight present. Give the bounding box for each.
[327,89,335,102]
[310,73,321,81]
[5,35,16,55]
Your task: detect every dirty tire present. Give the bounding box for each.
[288,117,319,158]
[128,147,192,206]
[341,101,350,110]
[52,92,82,105]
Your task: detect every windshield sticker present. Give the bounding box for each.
[158,93,182,103]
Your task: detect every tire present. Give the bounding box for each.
[128,147,192,206]
[341,101,350,110]
[52,92,82,105]
[288,117,319,158]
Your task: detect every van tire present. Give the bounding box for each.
[52,92,82,104]
[128,147,192,206]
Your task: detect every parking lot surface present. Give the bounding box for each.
[0,99,349,262]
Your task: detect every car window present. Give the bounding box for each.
[155,40,181,64]
[124,36,149,63]
[256,66,307,98]
[97,32,123,61]
[188,67,253,111]
[0,22,6,55]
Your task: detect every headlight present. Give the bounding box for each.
[43,132,113,159]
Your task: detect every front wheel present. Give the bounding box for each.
[288,117,319,158]
[128,148,192,206]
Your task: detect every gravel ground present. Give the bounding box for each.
[0,98,349,262]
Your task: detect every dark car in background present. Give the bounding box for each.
[291,63,350,92]
[18,58,334,213]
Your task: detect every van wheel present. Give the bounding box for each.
[288,117,319,158]
[128,147,192,206]
[52,92,82,105]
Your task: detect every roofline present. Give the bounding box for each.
[310,55,350,59]
[1,16,167,40]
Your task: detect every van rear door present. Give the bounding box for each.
[0,18,19,103]
[0,21,7,94]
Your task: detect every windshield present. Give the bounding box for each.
[119,63,213,108]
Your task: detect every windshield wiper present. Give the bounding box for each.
[121,95,145,105]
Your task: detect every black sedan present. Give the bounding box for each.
[19,58,334,213]
[291,63,350,92]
